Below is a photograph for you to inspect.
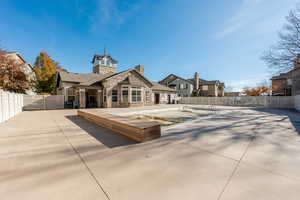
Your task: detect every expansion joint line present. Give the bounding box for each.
[216,132,257,200]
[53,119,111,200]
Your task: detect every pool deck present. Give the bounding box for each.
[0,105,300,200]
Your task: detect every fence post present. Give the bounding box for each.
[43,95,46,110]
[0,90,2,123]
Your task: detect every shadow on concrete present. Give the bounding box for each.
[252,108,300,136]
[65,115,137,148]
[2,107,300,193]
[159,107,300,154]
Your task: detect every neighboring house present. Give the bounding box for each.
[271,59,300,96]
[56,54,176,108]
[158,74,194,97]
[160,72,225,97]
[271,72,293,96]
[4,52,36,95]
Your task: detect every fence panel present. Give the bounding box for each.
[23,95,45,110]
[45,95,64,110]
[23,95,64,110]
[179,96,295,109]
[295,95,300,111]
[0,90,23,123]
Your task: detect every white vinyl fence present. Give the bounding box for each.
[23,95,64,110]
[295,95,300,111]
[179,96,295,109]
[0,90,23,123]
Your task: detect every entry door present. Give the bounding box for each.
[168,95,171,104]
[155,93,160,104]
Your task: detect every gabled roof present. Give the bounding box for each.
[3,51,35,71]
[102,69,154,87]
[58,68,154,87]
[160,74,193,85]
[160,73,224,86]
[79,72,115,86]
[271,71,293,80]
[91,54,118,64]
[151,82,176,92]
[58,71,111,83]
[187,78,223,85]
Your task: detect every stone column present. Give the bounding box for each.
[79,88,86,109]
[64,87,68,103]
[106,88,112,108]
[75,89,79,108]
[128,86,132,103]
[97,90,102,108]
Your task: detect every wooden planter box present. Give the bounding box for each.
[77,110,161,142]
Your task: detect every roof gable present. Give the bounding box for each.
[102,69,154,87]
[57,71,113,84]
[169,77,193,85]
[160,74,193,85]
[151,82,176,92]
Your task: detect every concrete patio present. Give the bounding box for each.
[0,105,300,200]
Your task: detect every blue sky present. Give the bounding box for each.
[0,0,298,91]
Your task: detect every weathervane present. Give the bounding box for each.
[103,45,107,55]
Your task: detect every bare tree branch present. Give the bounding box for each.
[262,6,300,74]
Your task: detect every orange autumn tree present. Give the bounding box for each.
[34,51,58,94]
[243,86,270,96]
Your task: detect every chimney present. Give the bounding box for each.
[194,72,199,90]
[135,65,144,76]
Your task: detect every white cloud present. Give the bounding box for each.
[215,0,298,39]
[90,0,144,32]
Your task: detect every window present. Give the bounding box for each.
[112,90,118,102]
[122,86,129,103]
[145,91,151,103]
[202,85,208,91]
[132,87,142,102]
[67,88,75,102]
[186,84,188,89]
[67,96,75,102]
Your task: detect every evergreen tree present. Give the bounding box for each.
[34,51,58,94]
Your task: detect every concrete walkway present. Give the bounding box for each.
[0,106,300,200]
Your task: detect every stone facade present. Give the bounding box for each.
[93,65,116,75]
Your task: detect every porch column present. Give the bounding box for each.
[97,90,102,108]
[106,88,112,108]
[128,86,132,103]
[79,88,86,109]
[64,87,68,103]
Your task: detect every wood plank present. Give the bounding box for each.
[77,110,161,142]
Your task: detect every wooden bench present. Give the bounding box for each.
[77,110,161,142]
